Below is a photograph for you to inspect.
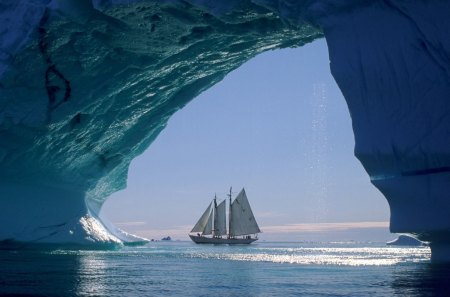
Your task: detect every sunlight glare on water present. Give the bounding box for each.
[188,244,430,266]
[0,241,440,297]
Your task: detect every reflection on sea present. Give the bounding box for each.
[391,263,450,297]
[0,249,82,296]
[0,242,448,296]
[76,254,107,296]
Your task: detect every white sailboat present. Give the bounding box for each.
[189,188,261,244]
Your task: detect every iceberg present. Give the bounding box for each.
[1,0,450,258]
[387,235,425,247]
[0,0,321,247]
[319,1,450,261]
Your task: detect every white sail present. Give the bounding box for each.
[214,199,227,236]
[229,189,261,236]
[191,202,212,233]
[203,207,213,235]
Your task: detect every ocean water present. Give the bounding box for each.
[1,241,450,296]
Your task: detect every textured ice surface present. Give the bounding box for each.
[1,0,450,253]
[0,0,321,246]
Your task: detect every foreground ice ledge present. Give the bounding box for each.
[0,180,147,247]
[0,181,119,247]
[1,1,450,258]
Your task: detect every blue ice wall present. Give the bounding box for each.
[319,1,450,259]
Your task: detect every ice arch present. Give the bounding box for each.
[1,0,450,259]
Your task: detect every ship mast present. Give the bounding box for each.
[213,193,217,237]
[228,187,232,238]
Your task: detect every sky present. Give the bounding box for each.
[100,39,393,242]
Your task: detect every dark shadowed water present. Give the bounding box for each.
[1,241,449,296]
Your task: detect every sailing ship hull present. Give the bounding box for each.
[189,235,257,244]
